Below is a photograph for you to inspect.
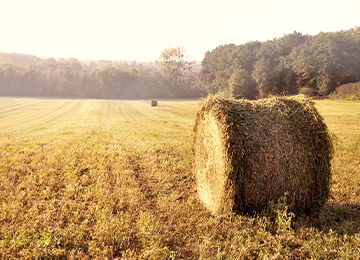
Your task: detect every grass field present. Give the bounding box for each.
[0,98,359,259]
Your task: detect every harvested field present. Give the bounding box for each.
[0,98,359,259]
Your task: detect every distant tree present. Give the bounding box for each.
[0,56,14,65]
[0,52,42,65]
[0,51,203,99]
[158,46,195,97]
[332,82,360,99]
[66,58,80,64]
[21,64,38,95]
[46,57,58,65]
[252,32,309,97]
[199,31,312,97]
[229,69,257,99]
[122,62,129,70]
[3,65,17,93]
[82,68,101,97]
[130,60,137,68]
[252,58,279,97]
[68,62,83,71]
[233,41,262,74]
[199,42,262,95]
[289,28,360,95]
[88,61,98,69]
[199,44,237,93]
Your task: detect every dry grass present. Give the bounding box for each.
[0,98,359,259]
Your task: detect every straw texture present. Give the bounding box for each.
[193,95,333,215]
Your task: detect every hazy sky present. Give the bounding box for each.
[1,0,359,61]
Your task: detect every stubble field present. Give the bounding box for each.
[0,98,359,259]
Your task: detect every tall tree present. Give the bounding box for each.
[199,44,237,93]
[158,46,195,97]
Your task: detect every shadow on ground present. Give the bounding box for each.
[295,202,360,235]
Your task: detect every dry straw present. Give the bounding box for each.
[151,100,158,107]
[193,95,333,215]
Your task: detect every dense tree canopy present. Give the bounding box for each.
[3,27,360,100]
[199,42,261,96]
[200,27,360,98]
[0,51,205,99]
[228,69,257,99]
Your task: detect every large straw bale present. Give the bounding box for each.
[193,95,333,215]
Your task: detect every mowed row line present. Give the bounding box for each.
[0,99,115,133]
[0,99,77,132]
[0,99,45,115]
[112,100,198,141]
[0,100,99,150]
[0,99,198,144]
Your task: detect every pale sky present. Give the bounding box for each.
[1,0,359,62]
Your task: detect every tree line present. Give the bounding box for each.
[2,26,360,100]
[0,50,204,99]
[199,26,360,99]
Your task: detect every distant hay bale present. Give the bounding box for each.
[151,100,158,107]
[193,95,333,215]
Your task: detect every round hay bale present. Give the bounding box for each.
[151,100,158,107]
[193,95,333,215]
